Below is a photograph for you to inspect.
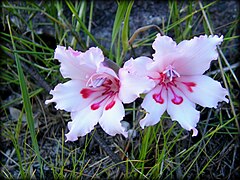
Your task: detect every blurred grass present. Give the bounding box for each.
[0,0,239,179]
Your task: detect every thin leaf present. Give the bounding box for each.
[7,16,44,178]
[122,0,134,52]
[111,0,129,47]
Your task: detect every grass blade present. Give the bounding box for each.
[110,0,129,60]
[111,0,129,48]
[7,16,44,178]
[122,0,134,53]
[65,0,107,54]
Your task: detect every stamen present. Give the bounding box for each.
[163,65,180,82]
[89,77,106,88]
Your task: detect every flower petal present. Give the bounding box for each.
[45,80,94,112]
[140,85,167,128]
[97,63,119,79]
[174,35,223,75]
[176,75,229,108]
[167,86,200,133]
[152,34,178,72]
[192,128,198,137]
[99,97,128,137]
[123,57,153,76]
[80,47,105,69]
[118,68,155,103]
[54,46,94,80]
[119,57,155,103]
[65,106,103,141]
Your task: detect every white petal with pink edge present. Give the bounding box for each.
[65,106,103,142]
[97,63,119,78]
[174,35,223,75]
[123,57,154,76]
[166,86,200,135]
[45,80,94,112]
[152,34,178,72]
[176,75,228,108]
[54,45,96,80]
[118,71,155,104]
[99,97,128,137]
[119,57,156,103]
[79,47,105,69]
[140,85,168,128]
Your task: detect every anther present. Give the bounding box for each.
[89,77,106,88]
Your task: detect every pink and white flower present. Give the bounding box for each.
[45,46,153,141]
[128,34,229,136]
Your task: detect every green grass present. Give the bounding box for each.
[0,1,239,179]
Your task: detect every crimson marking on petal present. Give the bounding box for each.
[169,85,183,105]
[105,100,116,110]
[91,103,100,110]
[182,82,196,93]
[80,88,95,98]
[104,79,112,85]
[114,78,120,86]
[171,95,183,105]
[153,94,164,104]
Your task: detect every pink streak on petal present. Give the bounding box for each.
[140,86,167,128]
[91,103,100,110]
[167,87,200,132]
[80,88,95,98]
[181,82,196,93]
[153,93,164,104]
[99,98,127,137]
[152,85,165,104]
[169,86,183,105]
[176,75,228,108]
[171,95,183,105]
[105,100,116,110]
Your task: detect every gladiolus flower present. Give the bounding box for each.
[45,46,153,141]
[128,34,229,136]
